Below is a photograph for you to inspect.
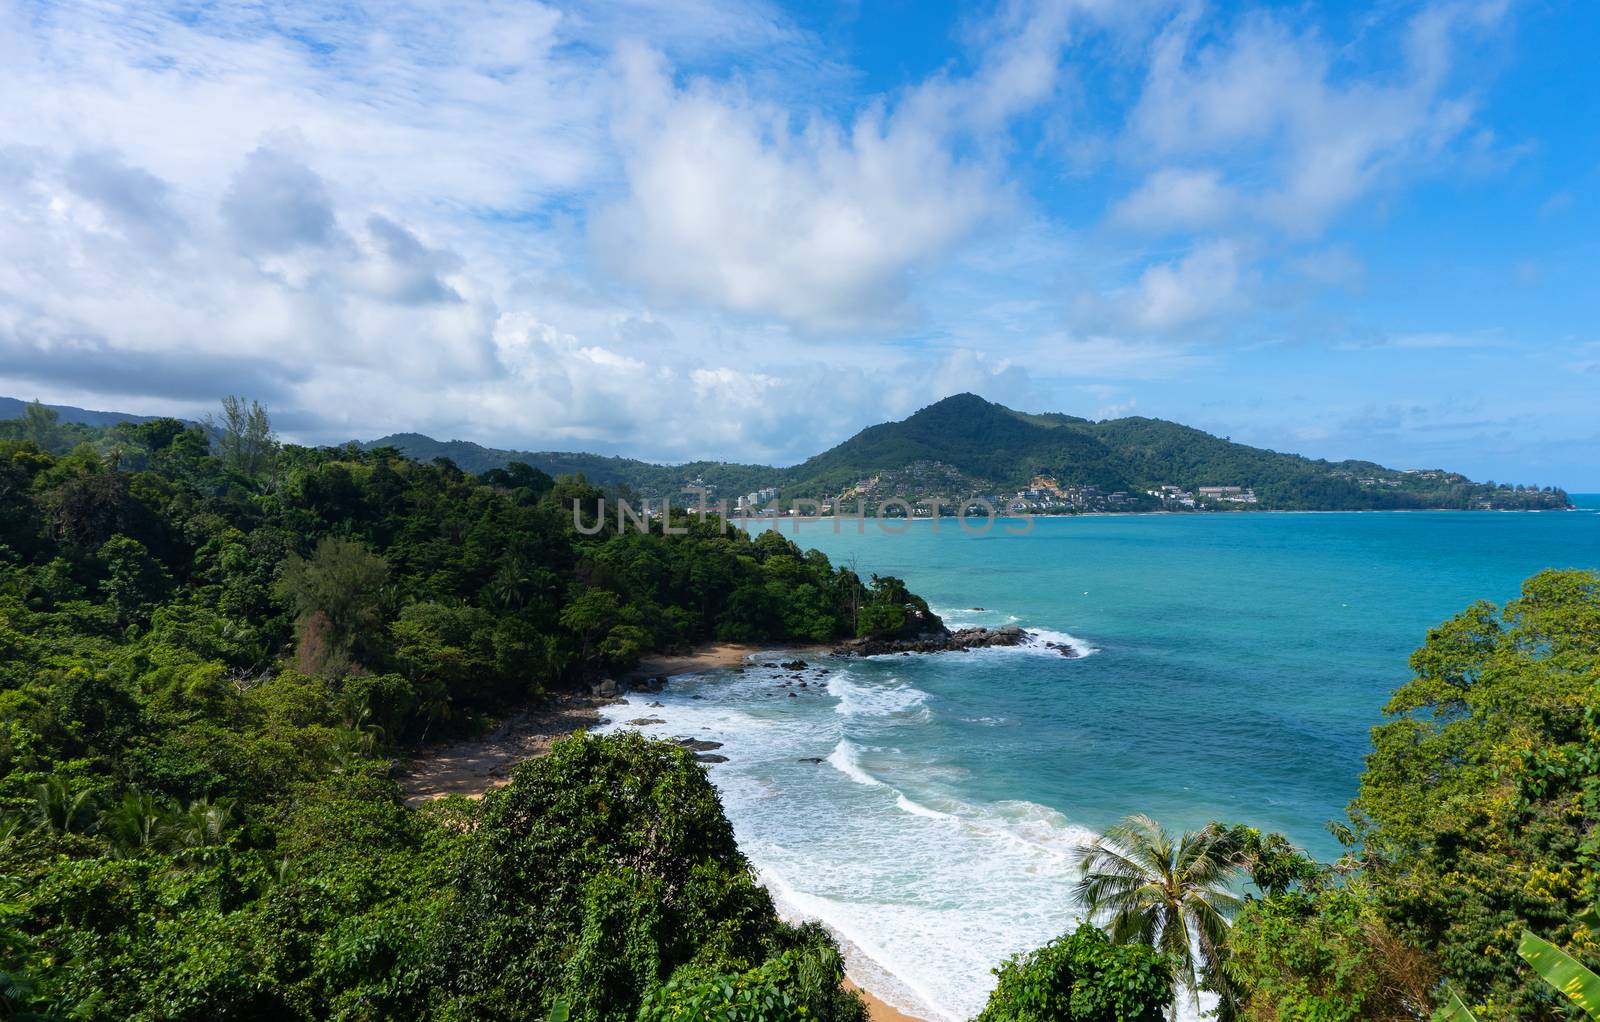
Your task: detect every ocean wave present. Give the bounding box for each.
[895,793,957,820]
[825,739,884,787]
[595,661,1150,1022]
[757,870,958,1022]
[743,783,1103,1022]
[826,672,931,719]
[1019,627,1099,658]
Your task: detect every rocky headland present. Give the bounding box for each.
[833,624,1073,657]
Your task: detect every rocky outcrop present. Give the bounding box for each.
[675,738,723,753]
[832,624,1033,657]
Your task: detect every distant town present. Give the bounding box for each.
[676,472,1270,518]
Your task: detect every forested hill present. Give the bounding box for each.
[368,394,1570,512]
[366,431,776,497]
[0,402,938,1018]
[0,396,166,429]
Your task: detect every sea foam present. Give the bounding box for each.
[595,638,1117,1022]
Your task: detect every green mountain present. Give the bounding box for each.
[368,394,1570,512]
[0,396,164,428]
[362,432,776,499]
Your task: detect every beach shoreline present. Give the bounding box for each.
[626,645,938,1022]
[402,639,936,1021]
[632,640,829,678]
[846,979,930,1022]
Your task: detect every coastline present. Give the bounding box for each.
[741,506,1577,529]
[633,640,828,678]
[846,979,929,1022]
[626,645,940,1022]
[402,640,939,1021]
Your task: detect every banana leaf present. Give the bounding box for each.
[1438,986,1479,1022]
[1519,931,1600,1019]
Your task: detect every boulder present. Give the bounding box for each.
[831,625,1033,658]
[675,738,723,752]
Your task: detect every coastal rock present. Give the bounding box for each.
[798,757,824,764]
[628,717,666,726]
[675,738,723,753]
[780,659,809,670]
[1044,641,1079,658]
[593,678,620,698]
[694,753,728,764]
[832,625,1030,658]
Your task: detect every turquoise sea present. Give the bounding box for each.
[600,499,1600,1020]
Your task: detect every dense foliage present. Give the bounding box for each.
[0,402,919,1020]
[1348,568,1600,1020]
[1222,569,1600,1022]
[974,924,1172,1022]
[3,398,1594,1021]
[987,570,1600,1022]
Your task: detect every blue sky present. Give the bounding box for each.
[1,0,1596,487]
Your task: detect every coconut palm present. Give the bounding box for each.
[101,789,171,855]
[1075,814,1244,1008]
[167,797,235,864]
[32,777,96,835]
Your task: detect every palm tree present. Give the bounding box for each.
[32,777,96,835]
[1075,814,1243,1010]
[168,798,235,864]
[101,790,171,855]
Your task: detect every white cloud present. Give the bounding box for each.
[1125,2,1508,236]
[1110,167,1237,232]
[591,49,996,332]
[0,0,1578,477]
[589,1,1098,333]
[1084,239,1246,334]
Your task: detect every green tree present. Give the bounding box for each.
[207,395,278,479]
[274,536,390,673]
[433,733,802,1022]
[975,924,1172,1022]
[1075,814,1242,1011]
[1225,883,1435,1022]
[20,400,63,452]
[1351,569,1600,1020]
[97,535,171,627]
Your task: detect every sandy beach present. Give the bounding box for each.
[632,641,797,677]
[397,691,606,804]
[845,979,930,1022]
[399,642,790,803]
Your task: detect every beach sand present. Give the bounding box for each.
[845,979,930,1022]
[397,691,606,804]
[633,641,827,677]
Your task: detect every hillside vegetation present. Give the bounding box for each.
[2,399,1594,1022]
[364,394,1569,512]
[0,401,934,1020]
